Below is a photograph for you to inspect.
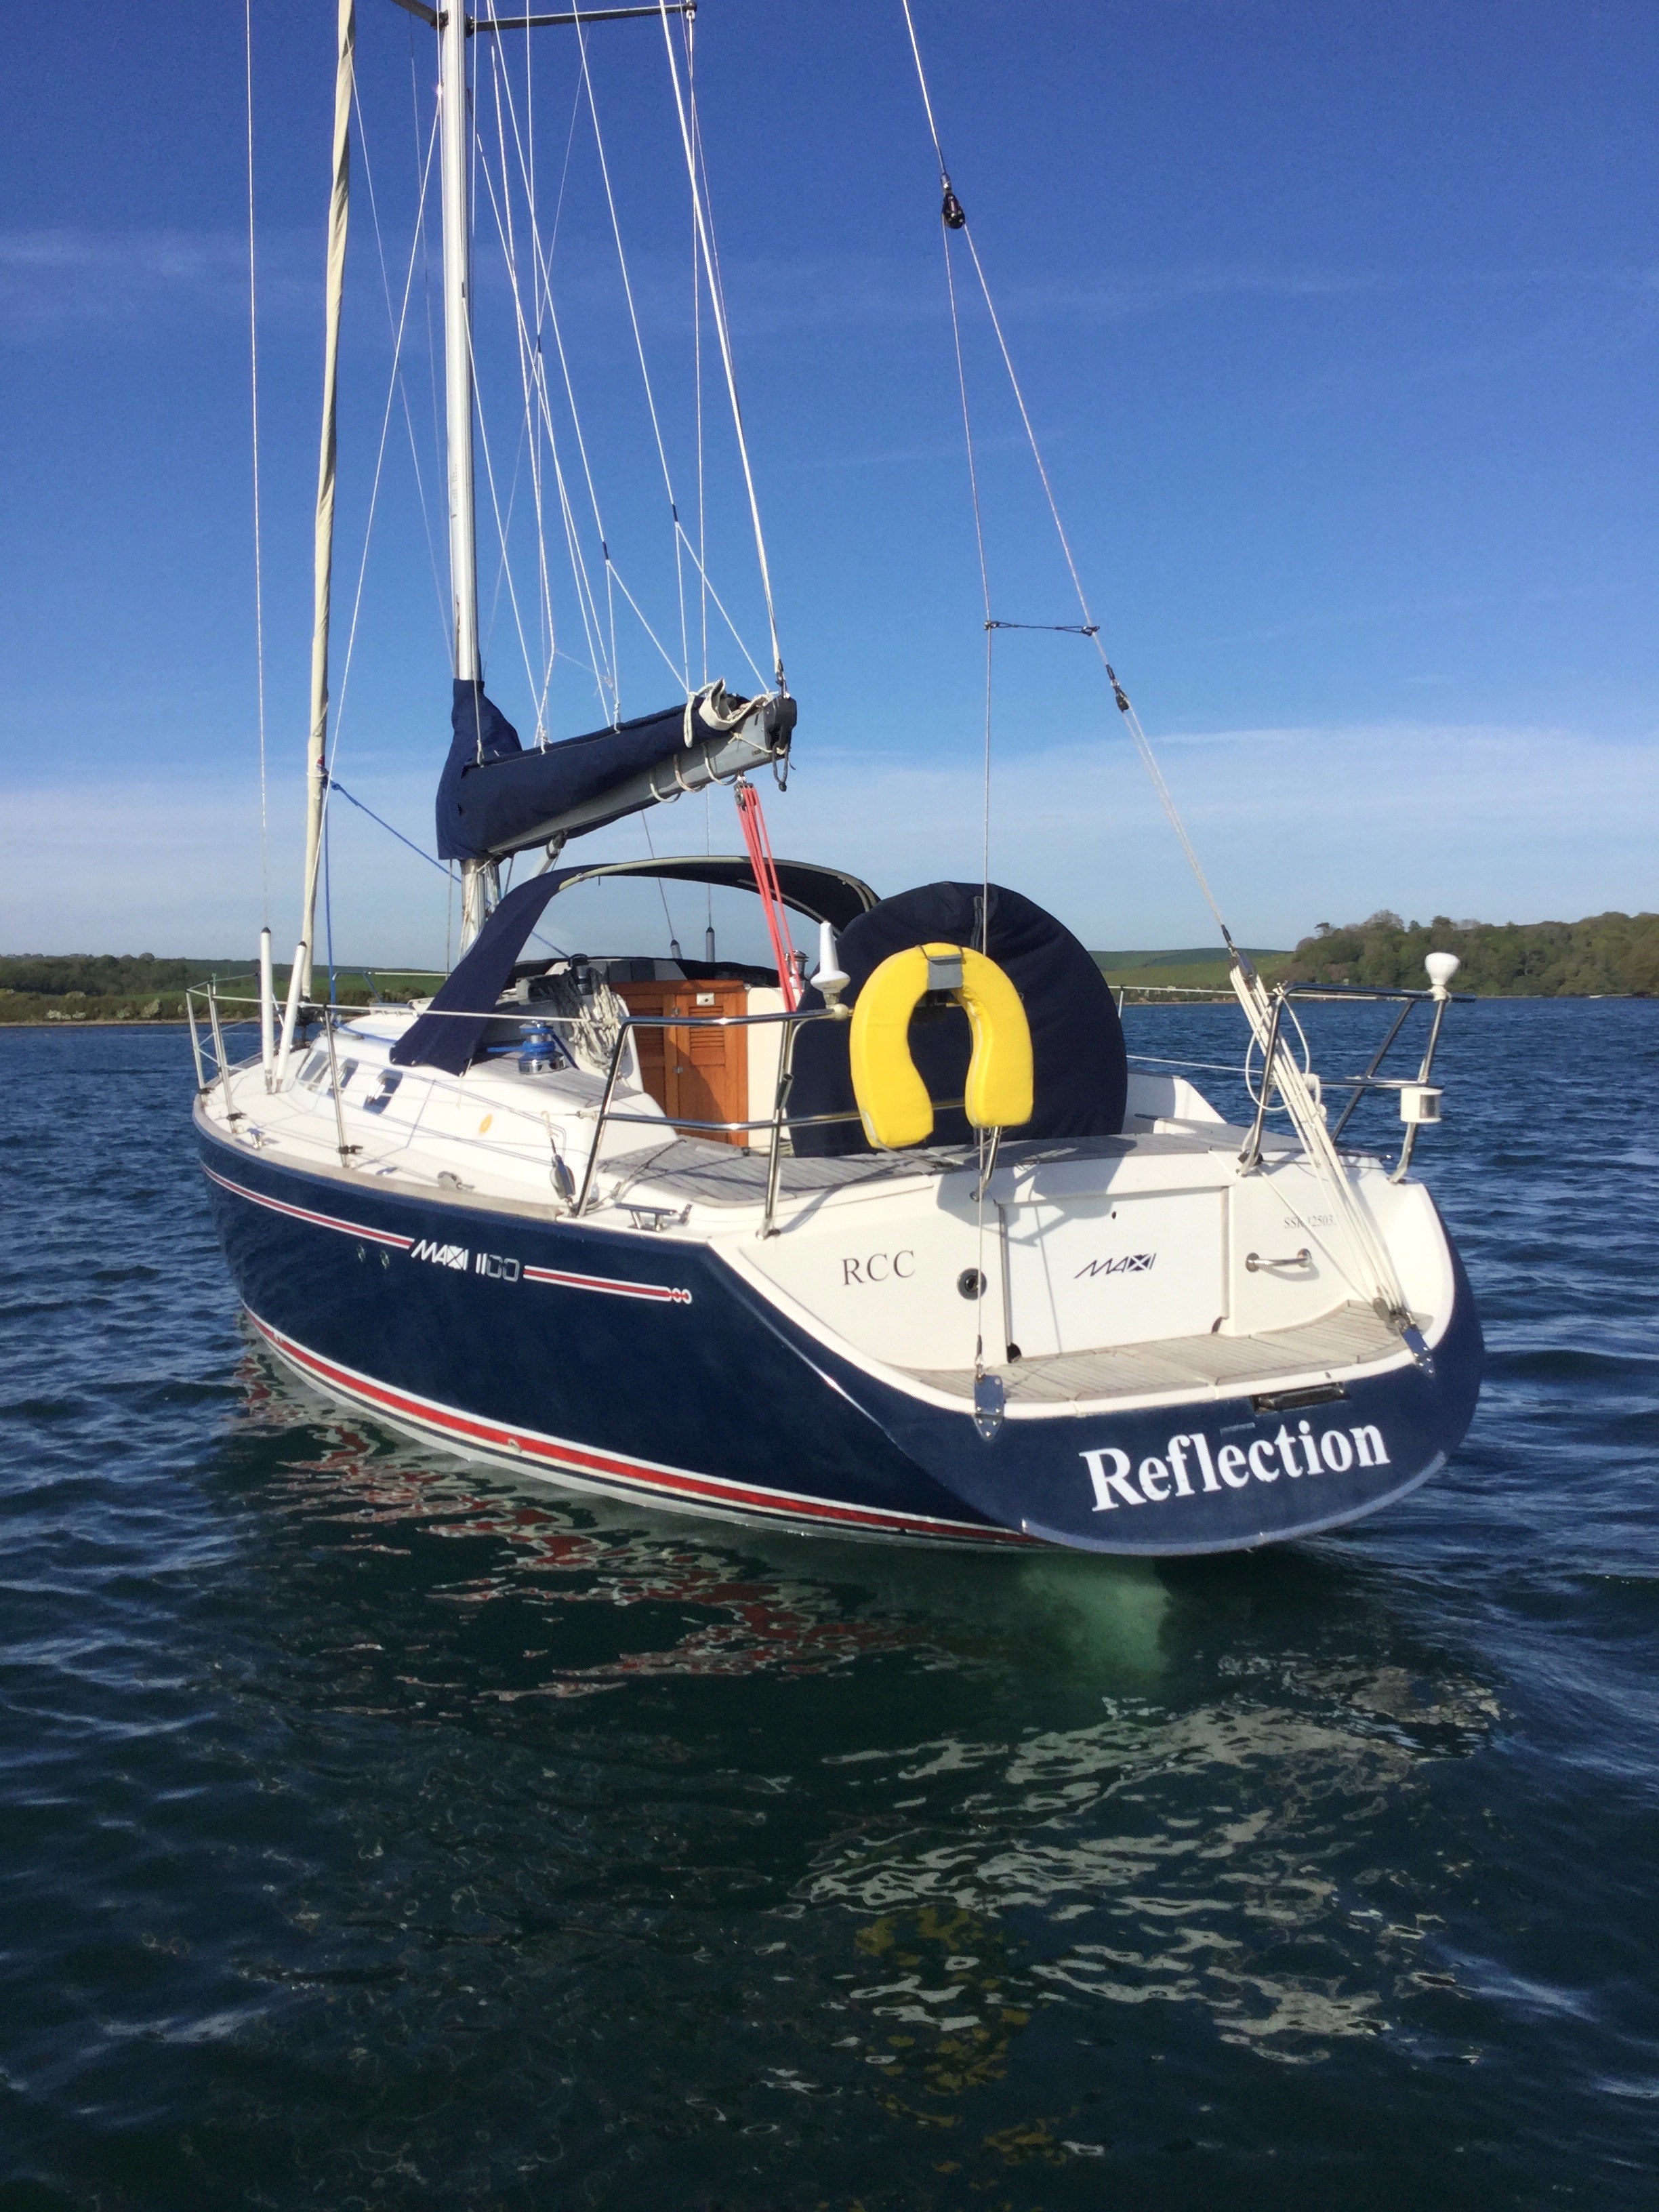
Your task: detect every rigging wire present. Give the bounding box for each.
[571,14,691,688]
[410,26,451,630]
[243,0,270,930]
[689,14,708,687]
[464,197,546,704]
[481,16,769,713]
[896,0,1231,945]
[492,54,623,720]
[486,37,557,733]
[354,90,449,653]
[324,94,443,780]
[658,1,784,689]
[480,25,768,713]
[636,811,682,955]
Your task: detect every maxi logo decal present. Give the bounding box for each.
[1081,1420,1389,1510]
[205,1166,688,1303]
[202,1164,415,1252]
[411,1239,470,1270]
[1075,1252,1155,1279]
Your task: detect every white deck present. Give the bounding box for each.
[909,1299,1402,1406]
[199,1005,1450,1407]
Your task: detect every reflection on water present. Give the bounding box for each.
[222,1334,1507,2154]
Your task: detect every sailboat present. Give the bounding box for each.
[195,0,1481,1554]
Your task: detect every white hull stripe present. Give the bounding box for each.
[205,1162,692,1304]
[523,1265,691,1305]
[248,1310,1031,1548]
[204,1163,415,1251]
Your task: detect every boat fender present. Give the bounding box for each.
[848,941,1033,1148]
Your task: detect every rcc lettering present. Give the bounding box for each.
[840,1251,916,1286]
[1082,1421,1389,1511]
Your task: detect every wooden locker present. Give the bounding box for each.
[614,979,750,1145]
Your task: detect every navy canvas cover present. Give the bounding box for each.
[387,857,878,1076]
[389,870,569,1076]
[437,687,743,863]
[543,855,877,932]
[434,681,525,860]
[787,881,1127,1155]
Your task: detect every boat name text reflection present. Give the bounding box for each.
[1082,1422,1390,1509]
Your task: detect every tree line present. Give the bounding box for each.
[1283,912,1659,997]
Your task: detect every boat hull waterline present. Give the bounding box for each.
[202,1126,1483,1556]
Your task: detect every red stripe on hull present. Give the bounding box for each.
[246,1309,1031,1549]
[521,1265,692,1305]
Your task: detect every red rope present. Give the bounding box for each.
[734,781,799,1009]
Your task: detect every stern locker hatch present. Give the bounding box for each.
[1002,1189,1225,1360]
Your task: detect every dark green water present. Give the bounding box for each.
[3,1004,1657,2209]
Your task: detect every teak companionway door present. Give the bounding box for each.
[615,979,750,1144]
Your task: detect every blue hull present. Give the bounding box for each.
[200,1123,1483,1554]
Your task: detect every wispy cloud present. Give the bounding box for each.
[2,720,1652,960]
[11,220,1646,355]
[0,227,316,344]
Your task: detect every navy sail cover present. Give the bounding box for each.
[436,682,792,863]
[388,859,875,1076]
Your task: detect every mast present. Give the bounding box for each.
[298,0,355,999]
[438,0,495,951]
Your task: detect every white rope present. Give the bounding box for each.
[474,140,687,713]
[243,0,269,928]
[671,523,768,693]
[522,75,618,721]
[658,1,784,689]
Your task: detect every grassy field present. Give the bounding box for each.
[1091,946,1290,995]
[0,956,444,1026]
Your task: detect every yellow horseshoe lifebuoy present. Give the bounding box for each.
[848,942,1034,1149]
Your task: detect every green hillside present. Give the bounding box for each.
[1284,912,1659,997]
[7,909,1655,1022]
[0,954,441,1025]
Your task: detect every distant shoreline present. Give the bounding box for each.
[3,996,1651,1034]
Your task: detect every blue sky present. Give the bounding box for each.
[1,0,1654,964]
